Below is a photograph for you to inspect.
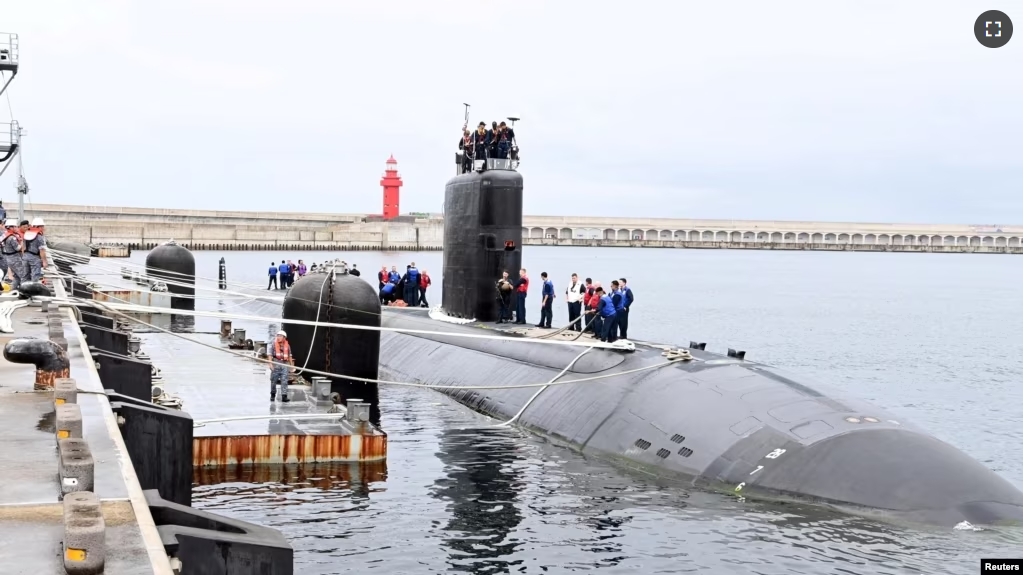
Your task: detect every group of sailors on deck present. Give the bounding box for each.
[495,270,635,343]
[458,121,518,174]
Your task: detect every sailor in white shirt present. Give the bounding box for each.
[565,273,586,332]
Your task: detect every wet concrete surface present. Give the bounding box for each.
[0,300,161,574]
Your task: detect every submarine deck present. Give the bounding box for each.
[0,300,166,574]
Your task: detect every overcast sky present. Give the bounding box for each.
[1,1,1020,224]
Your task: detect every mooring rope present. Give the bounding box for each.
[57,298,684,391]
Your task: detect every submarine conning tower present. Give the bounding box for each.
[441,167,524,322]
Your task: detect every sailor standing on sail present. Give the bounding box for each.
[270,330,293,402]
[23,218,49,282]
[472,122,490,168]
[1,220,25,289]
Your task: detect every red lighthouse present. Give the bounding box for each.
[380,154,403,220]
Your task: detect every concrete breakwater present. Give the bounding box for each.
[30,203,1024,254]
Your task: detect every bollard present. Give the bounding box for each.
[347,398,370,422]
[40,299,50,312]
[54,377,78,406]
[58,438,95,497]
[234,328,246,344]
[312,378,332,403]
[56,403,84,440]
[219,319,232,339]
[2,338,70,390]
[62,491,106,575]
[218,257,227,290]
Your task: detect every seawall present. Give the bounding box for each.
[27,203,1024,254]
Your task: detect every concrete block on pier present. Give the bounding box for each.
[62,491,106,575]
[54,377,78,406]
[56,403,84,440]
[58,437,95,496]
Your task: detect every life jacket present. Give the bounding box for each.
[23,228,43,255]
[278,263,289,275]
[0,229,19,255]
[517,276,529,293]
[407,267,419,285]
[381,282,395,295]
[272,338,291,361]
[378,270,387,283]
[598,295,616,317]
[612,290,625,311]
[419,273,430,289]
[388,271,401,283]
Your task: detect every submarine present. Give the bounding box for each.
[282,156,1023,527]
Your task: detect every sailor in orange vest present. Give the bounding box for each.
[270,329,293,402]
[23,217,49,282]
[1,220,26,289]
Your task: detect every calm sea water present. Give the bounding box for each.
[127,247,1022,574]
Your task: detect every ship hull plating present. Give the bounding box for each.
[376,309,1023,526]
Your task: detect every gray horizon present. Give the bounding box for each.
[1,0,1020,225]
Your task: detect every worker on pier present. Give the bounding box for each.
[270,330,293,402]
[1,220,25,289]
[388,265,401,285]
[513,268,529,324]
[23,218,48,282]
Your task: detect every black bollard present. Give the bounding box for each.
[218,257,227,290]
[3,337,70,390]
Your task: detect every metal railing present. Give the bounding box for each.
[0,33,19,68]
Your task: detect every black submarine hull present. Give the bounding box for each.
[375,307,1023,526]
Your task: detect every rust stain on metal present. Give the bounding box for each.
[35,368,69,391]
[194,433,388,467]
[193,459,388,486]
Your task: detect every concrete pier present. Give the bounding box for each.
[0,294,171,573]
[28,202,1024,254]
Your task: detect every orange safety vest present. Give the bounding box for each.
[0,230,20,255]
[272,338,291,362]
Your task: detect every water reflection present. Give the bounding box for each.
[432,427,525,574]
[193,461,387,494]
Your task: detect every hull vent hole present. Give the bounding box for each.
[656,448,670,458]
[634,439,652,450]
[670,434,685,443]
[678,447,693,457]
